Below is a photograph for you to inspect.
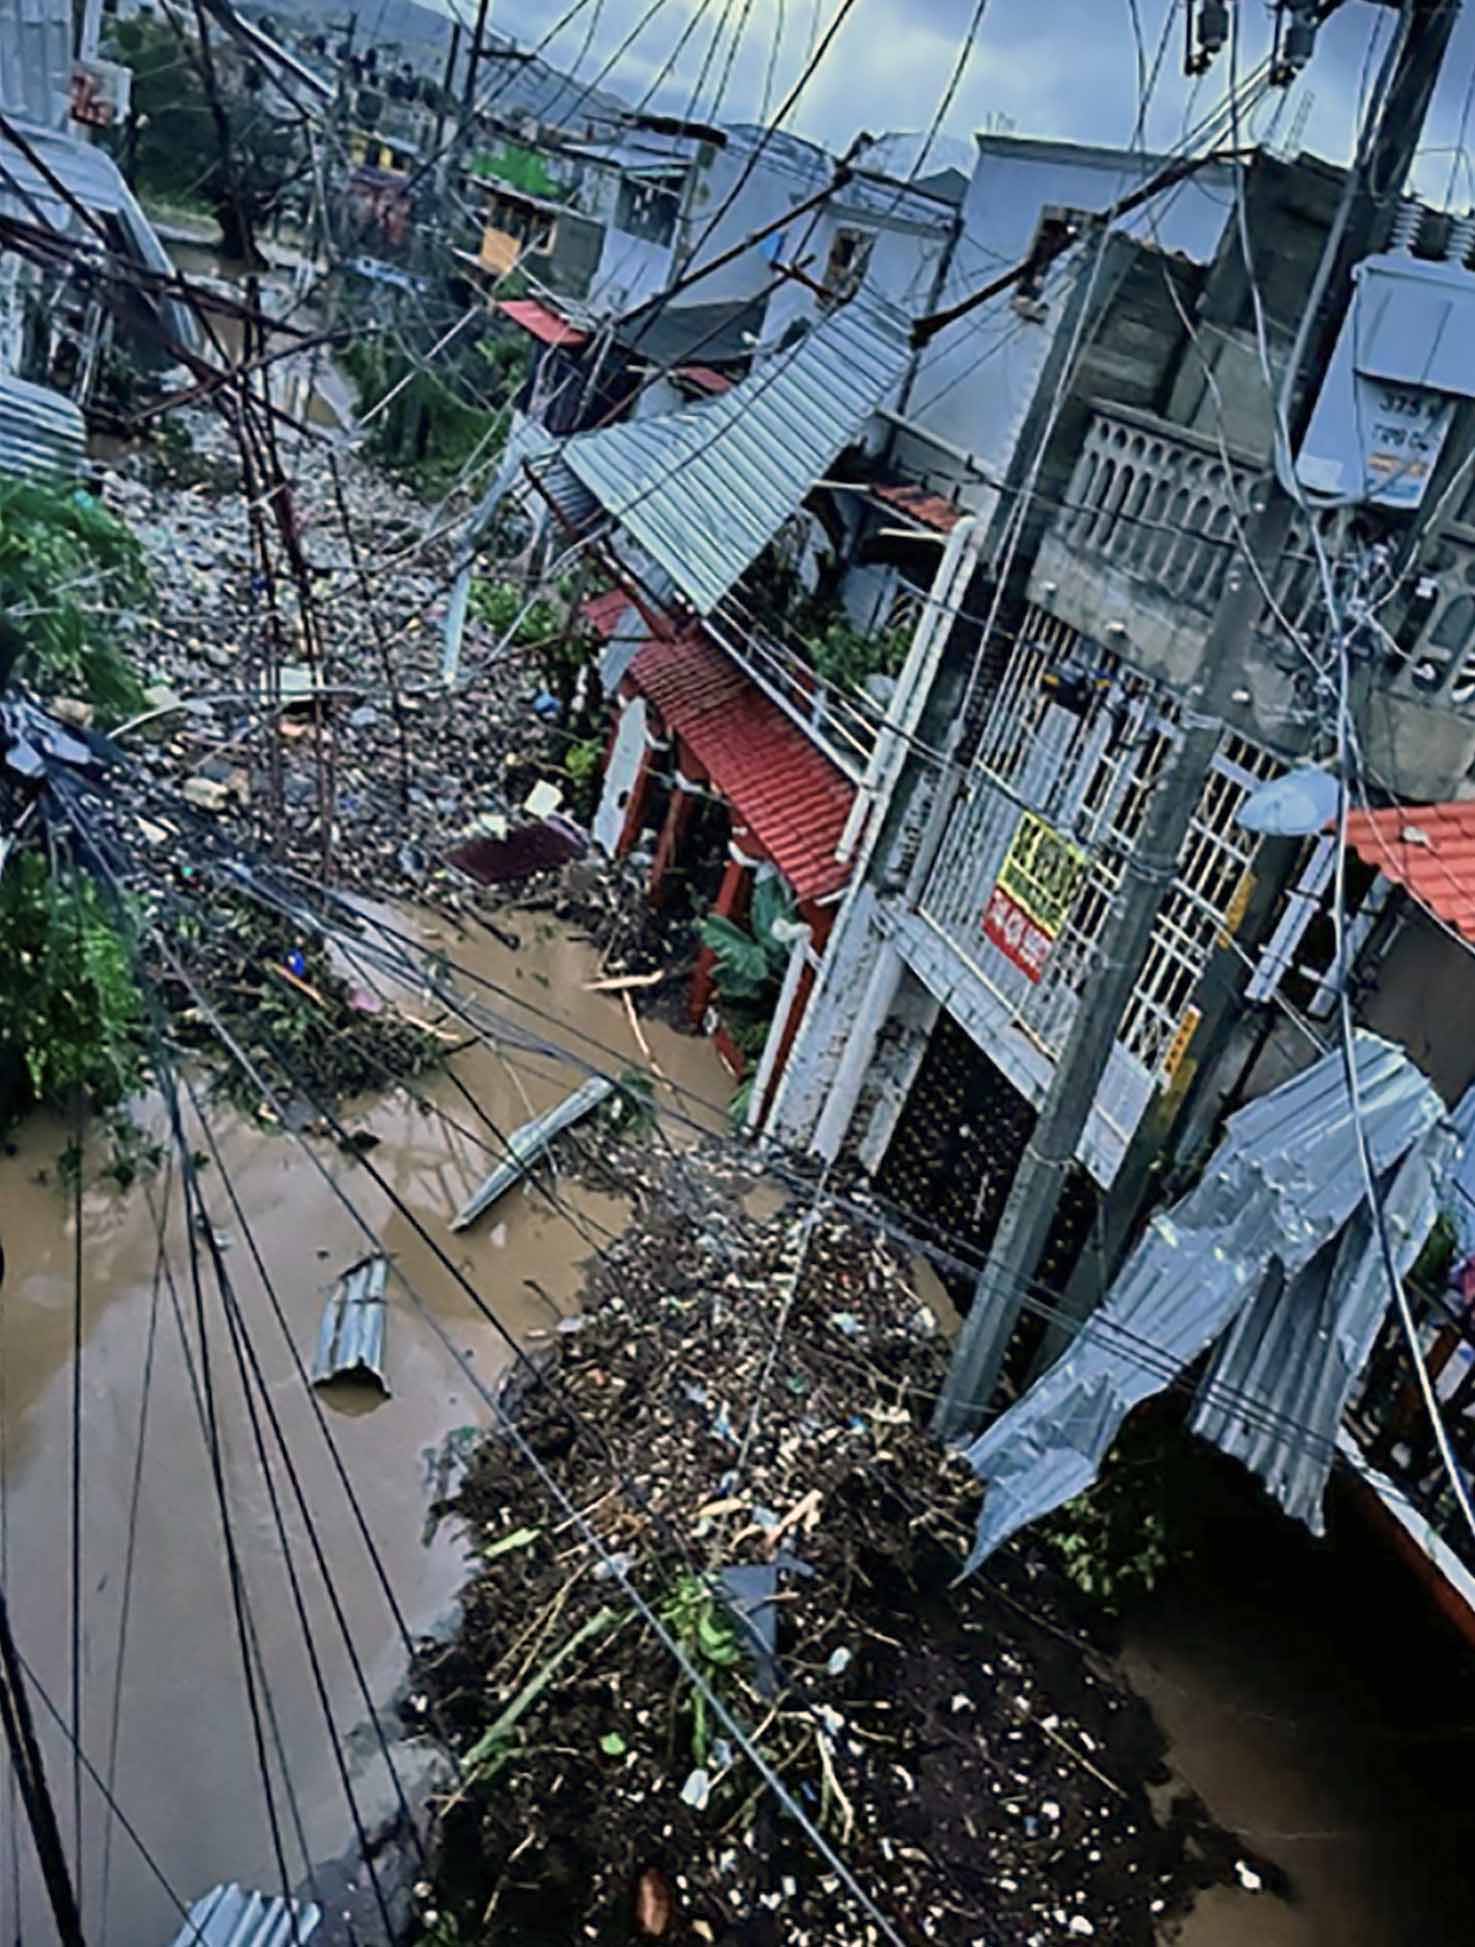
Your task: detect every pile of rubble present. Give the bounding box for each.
[413,1142,1255,1946]
[93,411,577,906]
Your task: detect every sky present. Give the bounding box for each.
[423,0,1475,208]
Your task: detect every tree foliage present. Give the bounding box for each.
[0,855,150,1136]
[105,17,307,258]
[0,479,149,720]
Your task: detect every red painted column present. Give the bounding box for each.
[689,850,753,1025]
[648,740,703,902]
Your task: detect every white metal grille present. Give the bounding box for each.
[918,608,1280,1089]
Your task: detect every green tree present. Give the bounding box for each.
[105,17,307,261]
[0,479,148,721]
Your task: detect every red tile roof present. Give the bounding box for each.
[496,298,589,349]
[581,588,635,639]
[870,480,964,534]
[1343,801,1475,941]
[631,631,855,901]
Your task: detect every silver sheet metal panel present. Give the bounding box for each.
[311,1255,390,1392]
[961,1033,1446,1571]
[165,1883,321,1947]
[0,373,84,481]
[554,291,913,614]
[0,117,201,351]
[452,1075,614,1230]
[1190,1126,1455,1532]
[0,0,71,131]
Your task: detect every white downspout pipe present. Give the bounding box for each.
[743,919,814,1135]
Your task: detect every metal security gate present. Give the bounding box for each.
[878,1010,1097,1348]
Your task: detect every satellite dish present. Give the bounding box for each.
[1236,766,1342,836]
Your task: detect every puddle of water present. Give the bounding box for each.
[0,907,727,1941]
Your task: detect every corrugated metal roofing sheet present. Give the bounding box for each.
[960,1033,1445,1571]
[0,0,71,129]
[496,297,590,348]
[311,1255,389,1392]
[552,291,914,615]
[1190,1123,1457,1533]
[0,372,83,481]
[1343,799,1475,941]
[165,1882,321,1947]
[631,631,855,900]
[451,1076,615,1230]
[0,117,201,353]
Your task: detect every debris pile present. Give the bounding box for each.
[96,412,580,904]
[414,1149,1249,1945]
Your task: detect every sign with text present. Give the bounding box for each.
[982,812,1088,983]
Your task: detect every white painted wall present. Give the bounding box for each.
[594,696,648,855]
[895,137,1238,508]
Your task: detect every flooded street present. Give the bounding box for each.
[0,908,727,1941]
[1122,1456,1475,1947]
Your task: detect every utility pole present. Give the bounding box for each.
[461,0,494,128]
[932,0,1462,1442]
[0,1584,86,1946]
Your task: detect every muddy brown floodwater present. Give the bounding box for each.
[0,908,728,1943]
[1122,1452,1475,1947]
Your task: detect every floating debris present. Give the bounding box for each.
[450,1076,614,1231]
[311,1254,390,1392]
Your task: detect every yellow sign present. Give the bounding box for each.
[983,813,1089,982]
[1161,1006,1202,1085]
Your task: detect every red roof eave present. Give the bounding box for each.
[496,297,590,350]
[630,631,855,902]
[870,480,964,534]
[1342,801,1475,943]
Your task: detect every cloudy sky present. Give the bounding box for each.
[428,0,1475,206]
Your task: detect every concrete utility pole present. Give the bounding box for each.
[932,0,1462,1442]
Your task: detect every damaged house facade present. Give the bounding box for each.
[518,127,1475,1622]
[0,0,197,449]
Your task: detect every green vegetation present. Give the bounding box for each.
[659,1573,744,1763]
[699,874,796,1055]
[805,613,910,692]
[0,857,152,1177]
[1039,1417,1197,1611]
[340,333,527,499]
[471,143,565,200]
[0,480,149,720]
[104,17,307,260]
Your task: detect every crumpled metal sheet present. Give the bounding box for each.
[1190,1124,1455,1532]
[548,291,914,615]
[165,1882,321,1947]
[311,1255,389,1392]
[961,1033,1445,1571]
[0,372,84,482]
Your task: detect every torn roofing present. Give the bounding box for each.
[0,117,202,352]
[960,1033,1445,1571]
[631,630,855,900]
[540,290,914,616]
[163,1882,321,1947]
[1342,799,1475,941]
[0,373,83,483]
[0,0,70,130]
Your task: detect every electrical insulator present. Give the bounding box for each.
[1186,0,1230,77]
[1274,1,1320,84]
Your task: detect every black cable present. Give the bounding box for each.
[0,1583,86,1947]
[98,1154,173,1947]
[68,941,85,1914]
[173,1054,448,1844]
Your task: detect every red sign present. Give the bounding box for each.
[983,883,1056,982]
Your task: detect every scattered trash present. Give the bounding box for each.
[633,1865,673,1938]
[599,1732,627,1758]
[448,815,587,887]
[828,1310,863,1338]
[311,1254,390,1393]
[483,1526,541,1561]
[679,1767,710,1809]
[1235,1861,1264,1893]
[826,1646,852,1676]
[523,778,563,819]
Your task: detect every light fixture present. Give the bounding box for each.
[1236,765,1341,836]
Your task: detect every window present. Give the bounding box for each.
[615,173,682,245]
[821,228,874,306]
